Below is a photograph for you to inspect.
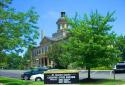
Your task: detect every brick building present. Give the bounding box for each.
[31,12,68,67]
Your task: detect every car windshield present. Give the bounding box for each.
[31,67,48,73]
[32,69,39,72]
[116,65,125,69]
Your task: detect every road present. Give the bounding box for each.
[0,70,26,79]
[79,70,125,80]
[0,70,125,80]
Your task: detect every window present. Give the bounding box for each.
[60,24,63,29]
[45,46,48,52]
[32,51,34,57]
[42,47,45,54]
[37,50,39,55]
[38,49,40,54]
[41,48,42,54]
[35,50,37,56]
[58,24,60,29]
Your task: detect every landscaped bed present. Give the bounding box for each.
[45,69,79,73]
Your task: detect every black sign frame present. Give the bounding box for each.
[44,73,79,84]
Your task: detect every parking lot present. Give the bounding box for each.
[0,70,125,80]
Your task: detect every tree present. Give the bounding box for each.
[23,45,34,68]
[64,11,120,79]
[47,42,71,69]
[116,35,125,60]
[6,53,22,69]
[0,0,39,53]
[47,42,64,68]
[0,0,39,63]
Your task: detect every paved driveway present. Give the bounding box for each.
[79,70,125,80]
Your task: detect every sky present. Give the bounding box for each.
[10,0,125,44]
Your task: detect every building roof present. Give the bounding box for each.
[45,36,57,41]
[56,17,67,24]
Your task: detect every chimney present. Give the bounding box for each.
[61,12,65,17]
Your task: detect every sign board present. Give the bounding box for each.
[44,73,79,84]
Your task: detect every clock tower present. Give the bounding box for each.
[52,12,68,39]
[56,12,68,31]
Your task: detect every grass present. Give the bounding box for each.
[80,78,125,85]
[0,77,125,85]
[91,66,112,70]
[0,77,44,85]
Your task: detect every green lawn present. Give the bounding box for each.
[80,78,125,85]
[0,77,125,85]
[0,77,43,85]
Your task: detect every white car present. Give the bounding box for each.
[30,69,59,81]
[30,73,44,81]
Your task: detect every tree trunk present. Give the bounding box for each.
[88,67,91,79]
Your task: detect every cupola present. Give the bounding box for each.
[56,12,68,30]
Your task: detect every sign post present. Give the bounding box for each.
[113,70,115,80]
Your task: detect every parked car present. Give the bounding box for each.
[21,67,49,80]
[113,61,125,73]
[30,69,59,81]
[30,73,44,81]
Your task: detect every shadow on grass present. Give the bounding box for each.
[79,78,121,84]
